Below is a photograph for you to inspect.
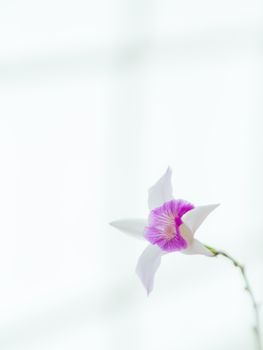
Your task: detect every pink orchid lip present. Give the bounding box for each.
[144,199,194,252]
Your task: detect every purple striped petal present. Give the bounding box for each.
[144,199,194,252]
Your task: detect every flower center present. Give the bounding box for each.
[144,199,194,252]
[164,224,175,240]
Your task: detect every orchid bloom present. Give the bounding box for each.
[110,168,219,295]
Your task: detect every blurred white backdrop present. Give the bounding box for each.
[0,0,262,349]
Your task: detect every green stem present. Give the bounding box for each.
[206,246,261,350]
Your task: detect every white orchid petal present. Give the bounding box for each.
[182,204,219,234]
[110,219,147,240]
[182,239,214,257]
[180,223,194,244]
[136,244,163,295]
[148,167,173,210]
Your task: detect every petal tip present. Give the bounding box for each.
[109,220,118,228]
[182,203,220,234]
[136,269,153,296]
[148,167,174,210]
[135,245,162,295]
[166,166,172,175]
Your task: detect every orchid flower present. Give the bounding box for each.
[110,168,219,295]
[110,168,262,350]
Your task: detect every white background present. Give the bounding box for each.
[0,0,262,349]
